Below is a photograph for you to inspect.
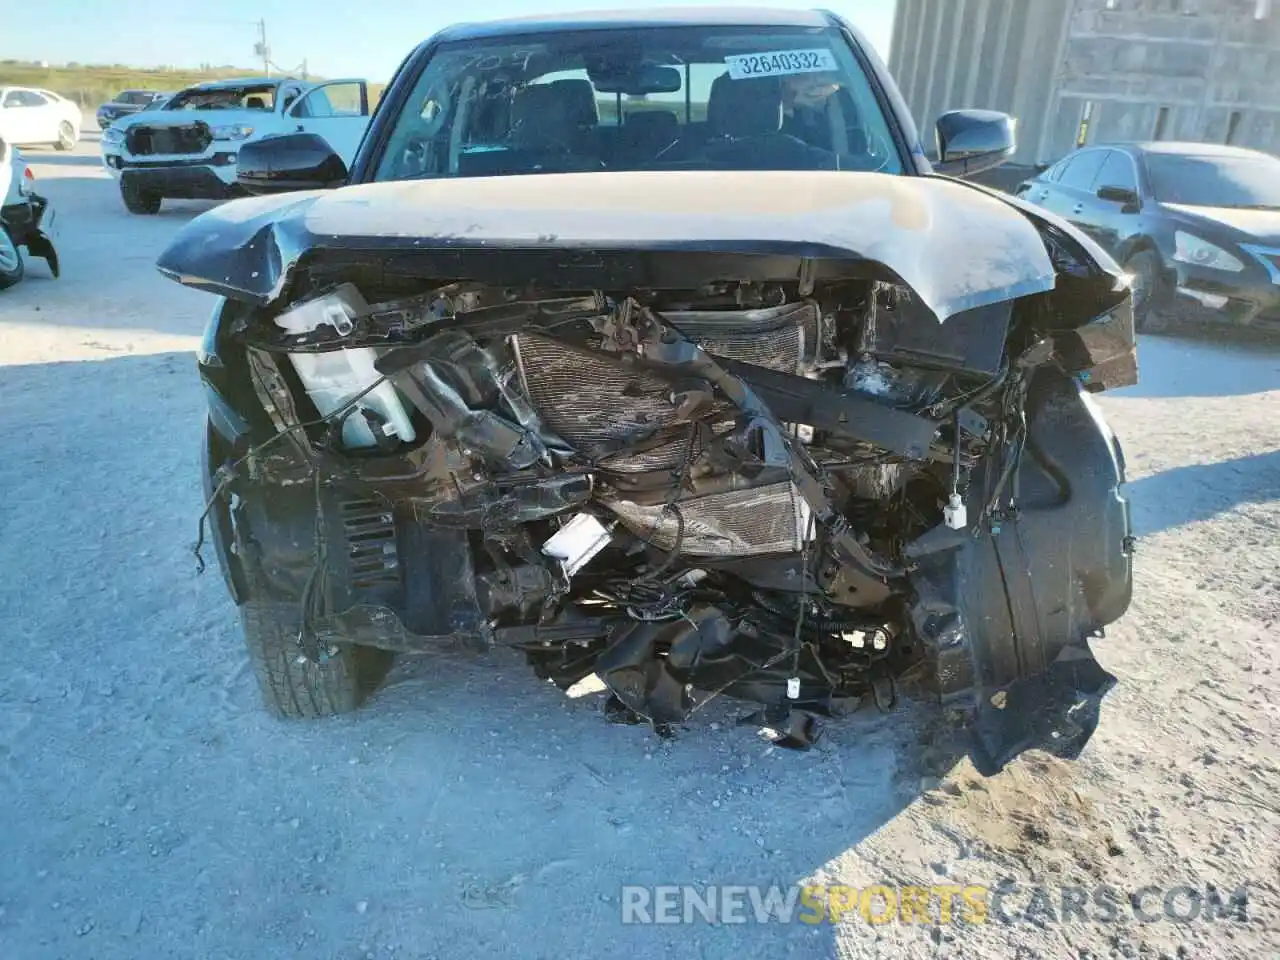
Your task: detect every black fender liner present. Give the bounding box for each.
[909,368,1133,772]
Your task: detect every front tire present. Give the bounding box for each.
[54,121,76,151]
[240,600,394,718]
[1124,249,1164,333]
[0,226,24,290]
[120,180,162,215]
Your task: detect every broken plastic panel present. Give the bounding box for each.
[542,513,613,577]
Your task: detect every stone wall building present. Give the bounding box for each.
[888,0,1280,167]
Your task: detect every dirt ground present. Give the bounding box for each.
[0,137,1276,960]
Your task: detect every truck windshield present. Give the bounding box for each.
[373,25,903,181]
[166,85,277,112]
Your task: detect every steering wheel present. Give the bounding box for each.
[702,132,840,170]
[507,125,607,171]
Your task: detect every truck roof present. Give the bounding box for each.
[187,77,286,91]
[434,7,834,42]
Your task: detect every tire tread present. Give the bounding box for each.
[239,600,391,719]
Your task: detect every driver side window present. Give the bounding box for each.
[1058,150,1107,191]
[1095,150,1138,193]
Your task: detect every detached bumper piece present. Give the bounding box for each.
[0,195,58,278]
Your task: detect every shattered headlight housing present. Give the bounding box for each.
[1173,232,1244,273]
[210,124,254,142]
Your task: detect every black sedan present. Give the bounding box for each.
[1016,143,1280,333]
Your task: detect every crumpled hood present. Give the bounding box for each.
[157,170,1061,322]
[1163,203,1280,244]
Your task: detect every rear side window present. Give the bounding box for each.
[1041,159,1068,182]
[1095,150,1138,193]
[1058,150,1107,190]
[4,90,49,108]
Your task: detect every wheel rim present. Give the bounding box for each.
[59,122,74,146]
[0,229,19,275]
[1127,257,1154,311]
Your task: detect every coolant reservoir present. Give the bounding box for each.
[274,284,417,450]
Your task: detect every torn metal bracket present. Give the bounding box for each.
[245,348,316,467]
[715,357,939,460]
[797,257,817,297]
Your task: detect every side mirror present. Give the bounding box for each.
[932,109,1017,178]
[235,132,348,195]
[1097,184,1140,210]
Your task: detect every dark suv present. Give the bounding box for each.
[96,90,164,129]
[159,9,1136,771]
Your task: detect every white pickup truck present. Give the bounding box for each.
[100,76,371,214]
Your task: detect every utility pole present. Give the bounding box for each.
[255,19,270,76]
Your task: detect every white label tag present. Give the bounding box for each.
[724,49,838,80]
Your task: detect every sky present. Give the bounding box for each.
[2,1,897,82]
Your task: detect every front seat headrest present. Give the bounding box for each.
[510,78,599,149]
[706,72,782,138]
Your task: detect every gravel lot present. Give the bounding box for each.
[0,136,1277,960]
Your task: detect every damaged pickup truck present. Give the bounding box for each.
[159,9,1137,771]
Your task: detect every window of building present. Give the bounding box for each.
[1076,100,1096,147]
[1256,0,1271,21]
[1153,106,1171,140]
[1105,0,1118,9]
[1225,110,1243,144]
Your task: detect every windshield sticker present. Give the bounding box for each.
[724,49,838,80]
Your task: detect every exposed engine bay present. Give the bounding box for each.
[203,246,1135,765]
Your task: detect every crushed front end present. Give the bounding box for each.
[171,173,1136,770]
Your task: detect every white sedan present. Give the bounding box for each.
[0,86,82,151]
